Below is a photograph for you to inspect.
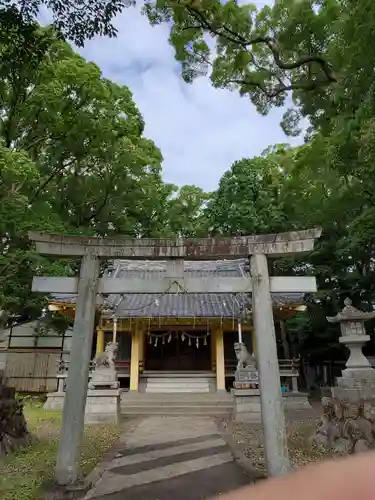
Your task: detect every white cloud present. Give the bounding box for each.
[78,2,301,191]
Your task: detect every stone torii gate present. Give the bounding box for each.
[29,229,321,484]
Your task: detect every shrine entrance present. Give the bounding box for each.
[29,228,321,482]
[145,331,211,371]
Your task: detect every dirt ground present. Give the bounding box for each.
[218,406,340,475]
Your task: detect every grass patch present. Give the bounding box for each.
[0,405,122,500]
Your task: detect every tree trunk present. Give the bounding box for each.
[0,372,32,456]
[279,319,290,359]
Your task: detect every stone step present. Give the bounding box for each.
[143,371,215,378]
[146,380,210,387]
[145,378,212,384]
[121,391,232,400]
[145,383,211,389]
[120,405,233,416]
[121,393,233,406]
[145,386,210,393]
[144,375,213,393]
[120,399,232,407]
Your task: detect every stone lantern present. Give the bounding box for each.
[314,299,375,453]
[327,298,375,380]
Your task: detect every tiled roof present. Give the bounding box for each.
[51,259,305,318]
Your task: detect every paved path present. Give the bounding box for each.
[84,417,253,500]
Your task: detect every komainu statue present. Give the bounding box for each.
[92,341,118,370]
[234,342,257,371]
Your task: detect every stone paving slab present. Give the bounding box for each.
[84,416,254,500]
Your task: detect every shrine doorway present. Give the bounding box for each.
[145,330,211,371]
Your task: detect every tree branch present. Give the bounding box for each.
[29,157,76,203]
[182,2,337,95]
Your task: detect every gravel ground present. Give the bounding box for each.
[218,406,340,475]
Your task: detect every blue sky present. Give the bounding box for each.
[76,1,301,190]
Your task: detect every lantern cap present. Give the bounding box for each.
[327,298,375,323]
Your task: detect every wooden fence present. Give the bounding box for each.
[5,349,60,393]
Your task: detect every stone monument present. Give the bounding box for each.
[85,341,121,424]
[232,342,261,422]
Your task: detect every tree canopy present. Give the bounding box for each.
[0,18,171,317]
[0,1,130,46]
[2,0,375,367]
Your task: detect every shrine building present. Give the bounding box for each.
[48,259,305,394]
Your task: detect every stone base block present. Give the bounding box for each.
[283,392,312,410]
[338,370,375,384]
[332,386,375,403]
[232,388,261,423]
[232,388,311,422]
[334,372,375,402]
[84,389,121,424]
[43,392,65,411]
[88,368,119,389]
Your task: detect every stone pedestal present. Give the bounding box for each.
[43,388,121,424]
[232,387,311,422]
[232,388,261,423]
[44,367,121,424]
[44,374,67,410]
[86,365,120,424]
[339,335,372,375]
[282,391,311,410]
[88,367,119,389]
[84,388,121,424]
[332,369,375,403]
[233,363,259,389]
[44,392,65,411]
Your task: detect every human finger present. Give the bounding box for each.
[216,452,375,500]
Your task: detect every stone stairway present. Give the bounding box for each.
[120,392,234,417]
[141,371,215,394]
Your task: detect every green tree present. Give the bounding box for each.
[0,1,130,46]
[144,0,338,129]
[168,185,210,237]
[0,146,69,316]
[207,154,287,236]
[0,19,167,316]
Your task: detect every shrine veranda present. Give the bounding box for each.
[28,229,321,483]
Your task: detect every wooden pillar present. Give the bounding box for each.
[96,328,104,355]
[251,253,289,477]
[211,328,216,370]
[55,254,100,485]
[130,327,140,391]
[215,327,225,391]
[138,328,145,373]
[251,326,256,354]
